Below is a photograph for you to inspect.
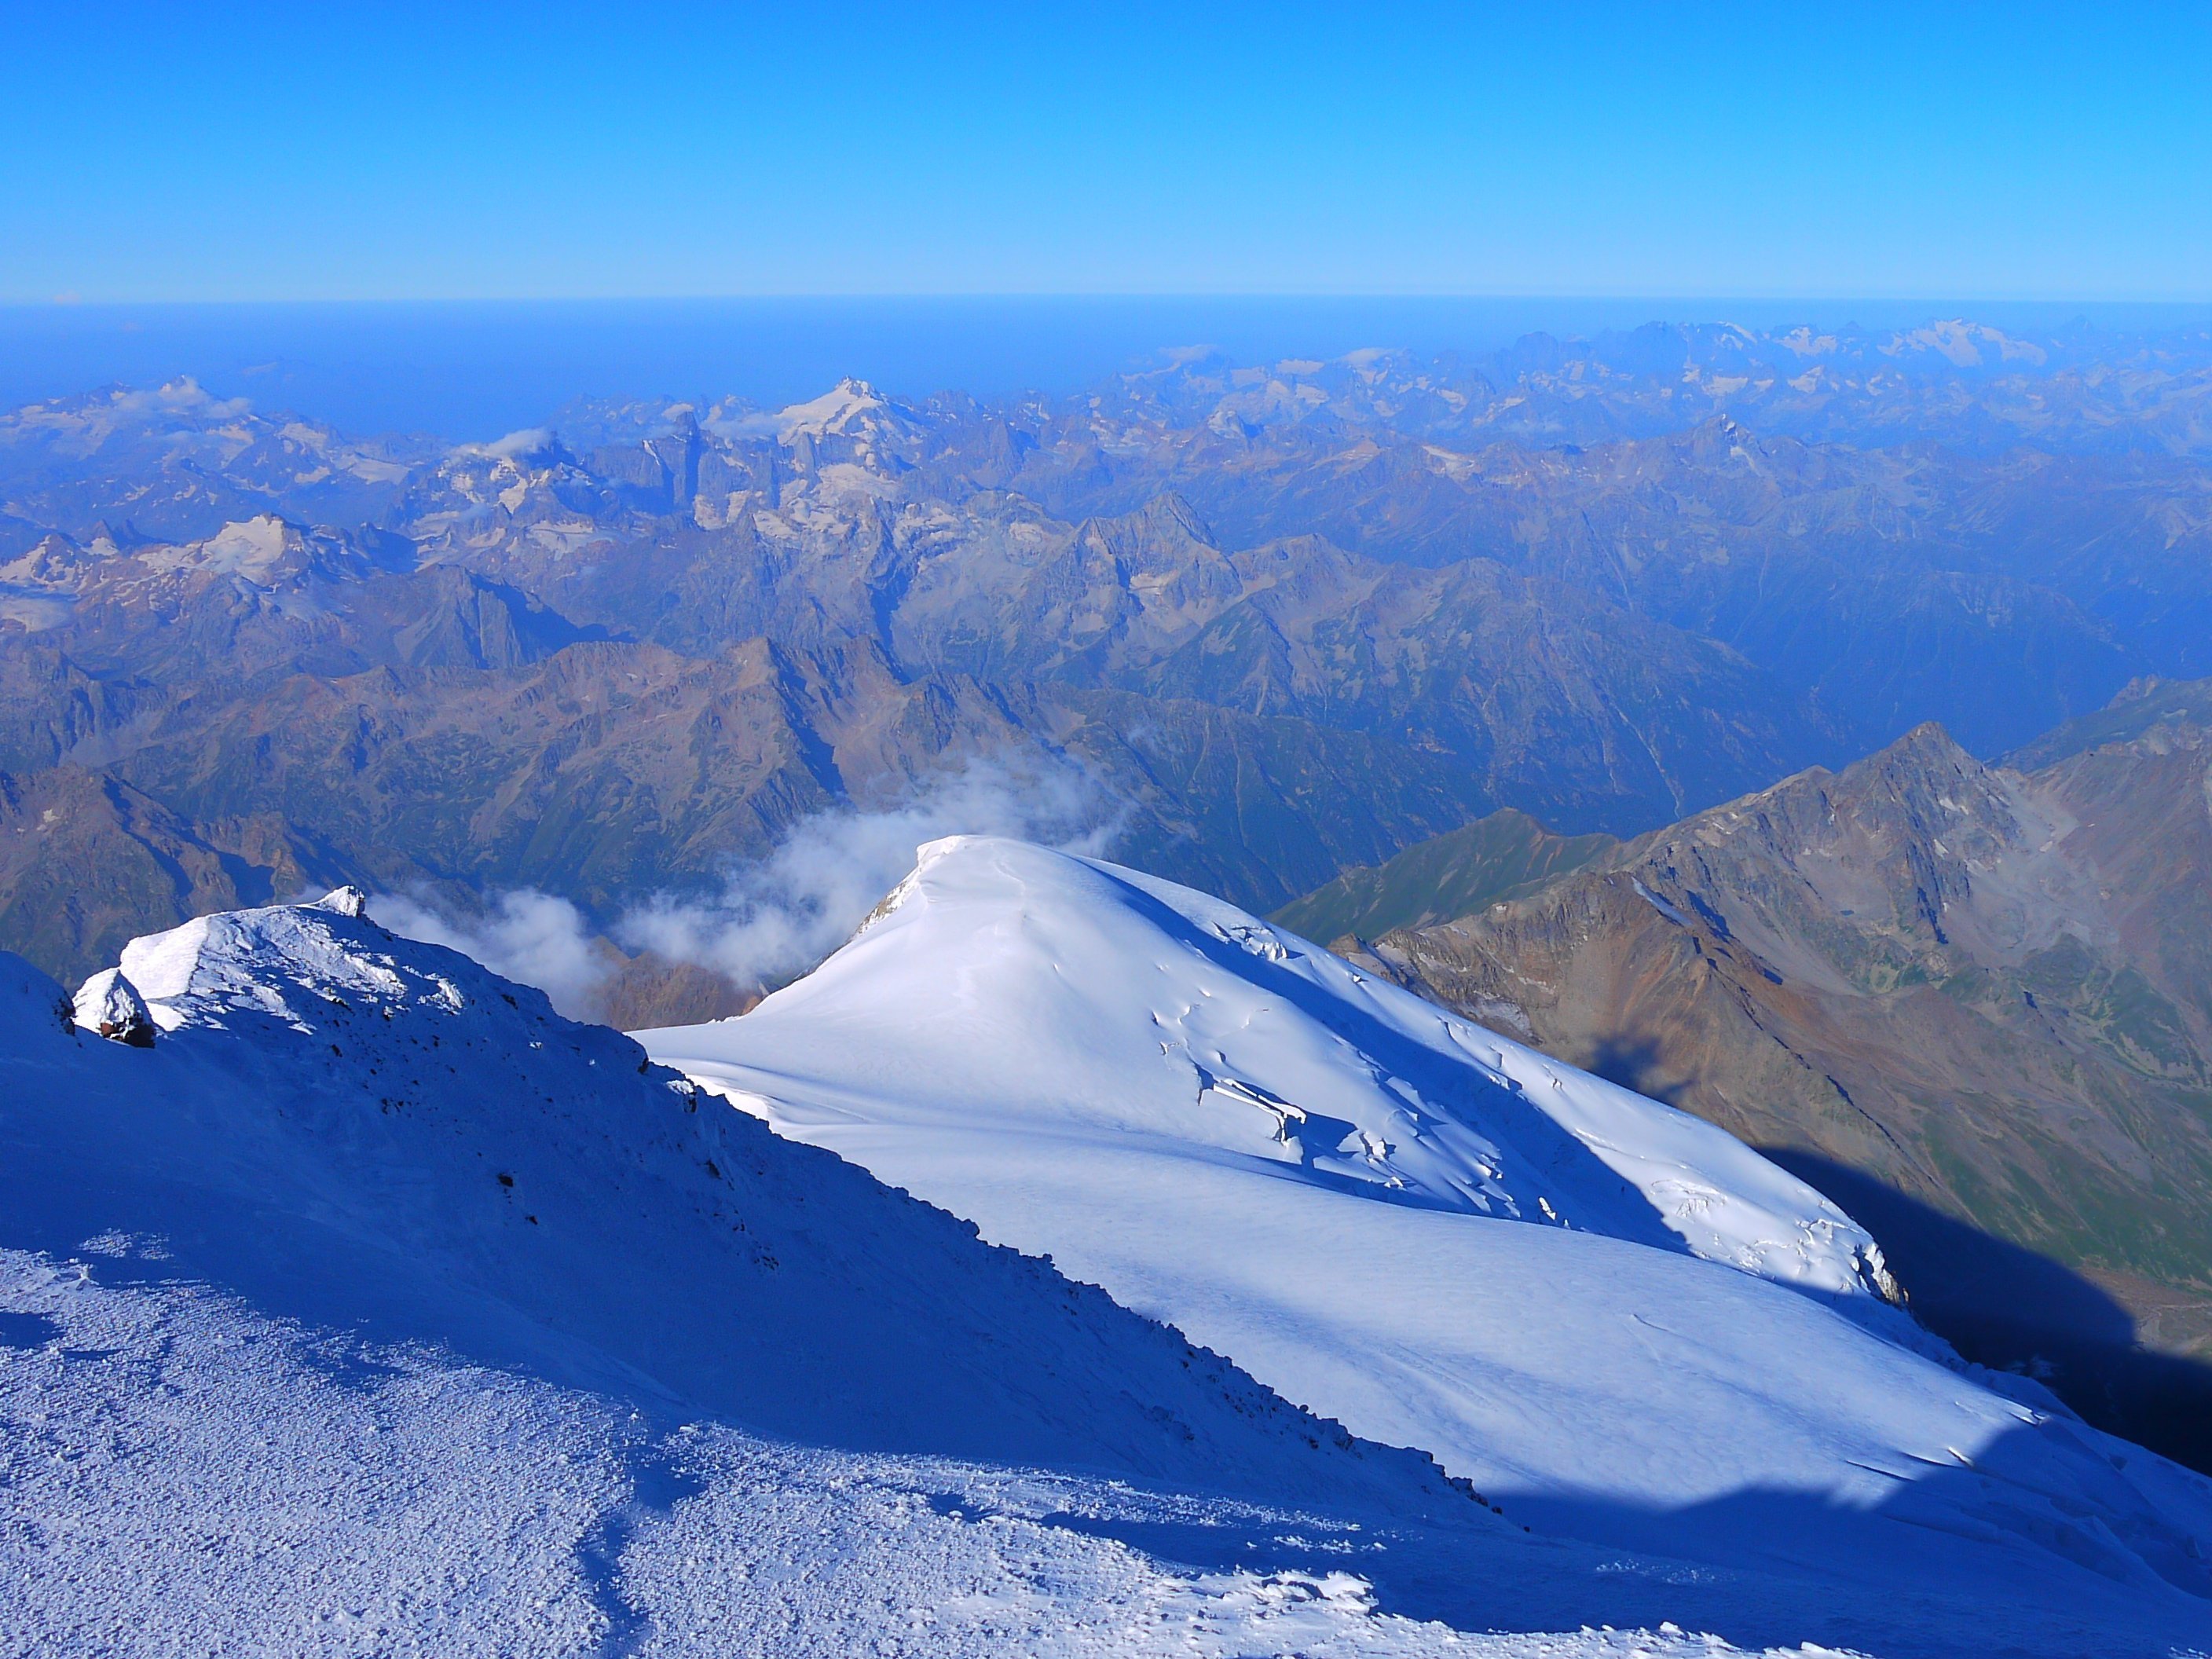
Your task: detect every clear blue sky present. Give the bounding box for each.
[4,2,2207,302]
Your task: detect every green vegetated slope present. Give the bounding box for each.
[1271,809,1617,944]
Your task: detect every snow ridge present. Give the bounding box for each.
[4,871,2211,1654]
[644,835,2212,1647]
[5,895,1646,1657]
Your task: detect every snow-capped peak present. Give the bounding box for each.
[104,892,474,1035]
[770,377,889,439]
[725,833,1893,1302]
[643,836,2212,1618]
[9,885,1598,1656]
[707,378,927,482]
[188,515,299,580]
[313,884,370,917]
[9,866,2212,1651]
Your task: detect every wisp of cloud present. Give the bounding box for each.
[617,754,1119,993]
[371,888,611,1016]
[375,753,1123,1020]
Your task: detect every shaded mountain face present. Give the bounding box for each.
[1338,685,2212,1466]
[1272,808,1619,944]
[4,324,2212,1000]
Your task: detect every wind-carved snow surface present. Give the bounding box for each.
[4,896,1980,1657]
[651,837,1899,1309]
[645,836,2212,1654]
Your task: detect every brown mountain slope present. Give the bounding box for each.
[0,610,1501,989]
[0,458,1821,987]
[1333,692,2212,1465]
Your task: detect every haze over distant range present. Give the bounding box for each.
[12,297,2212,442]
[13,308,2212,996]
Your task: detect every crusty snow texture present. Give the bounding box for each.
[6,1246,1833,1659]
[5,867,2212,1657]
[0,897,1882,1659]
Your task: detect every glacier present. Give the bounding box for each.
[2,861,2209,1654]
[643,835,2212,1654]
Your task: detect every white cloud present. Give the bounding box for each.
[373,888,610,1019]
[372,753,1126,1022]
[616,754,1122,994]
[452,427,558,461]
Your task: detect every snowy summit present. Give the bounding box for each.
[644,835,2212,1653]
[2,856,2209,1655]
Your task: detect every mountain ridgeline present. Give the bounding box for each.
[9,317,2212,1654]
[12,865,2212,1653]
[4,319,2212,1006]
[1300,678,2212,1466]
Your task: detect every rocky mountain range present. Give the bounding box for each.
[1319,676,2212,1467]
[8,314,2212,1638]
[5,320,2212,1016]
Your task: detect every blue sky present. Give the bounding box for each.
[3,2,2207,302]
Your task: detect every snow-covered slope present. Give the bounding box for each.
[5,893,1486,1498]
[644,836,2212,1654]
[10,880,2212,1655]
[5,890,1953,1658]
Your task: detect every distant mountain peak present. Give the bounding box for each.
[771,377,890,438]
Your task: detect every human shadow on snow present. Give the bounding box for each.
[1047,1408,2212,1659]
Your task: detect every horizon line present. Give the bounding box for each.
[10,292,2212,313]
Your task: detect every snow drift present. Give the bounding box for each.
[644,835,2212,1651]
[5,866,2210,1655]
[13,884,2005,1658]
[0,892,1541,1657]
[5,889,1478,1497]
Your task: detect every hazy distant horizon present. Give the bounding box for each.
[8,295,2212,441]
